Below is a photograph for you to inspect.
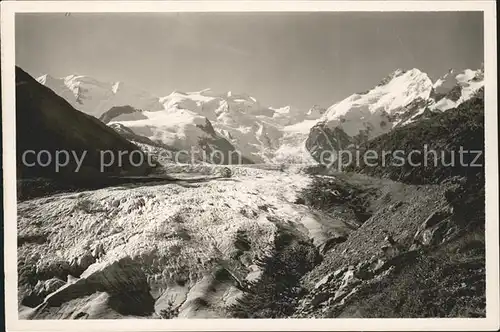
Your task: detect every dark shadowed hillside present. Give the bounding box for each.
[344,88,484,185]
[16,67,156,199]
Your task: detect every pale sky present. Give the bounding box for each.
[16,12,483,110]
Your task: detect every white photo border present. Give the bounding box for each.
[2,1,498,331]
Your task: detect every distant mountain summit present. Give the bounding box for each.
[429,67,484,111]
[36,74,164,117]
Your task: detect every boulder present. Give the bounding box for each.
[43,256,154,315]
[21,278,66,307]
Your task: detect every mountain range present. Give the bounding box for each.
[36,66,484,166]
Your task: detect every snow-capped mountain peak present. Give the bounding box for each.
[321,67,433,138]
[306,66,484,165]
[36,74,55,85]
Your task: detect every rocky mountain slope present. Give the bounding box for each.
[16,87,485,318]
[99,102,254,165]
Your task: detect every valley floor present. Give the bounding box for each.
[17,165,485,319]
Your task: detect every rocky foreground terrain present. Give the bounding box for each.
[18,162,485,319]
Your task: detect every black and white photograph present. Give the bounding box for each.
[1,1,498,331]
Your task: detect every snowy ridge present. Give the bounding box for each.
[429,67,484,111]
[104,88,324,163]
